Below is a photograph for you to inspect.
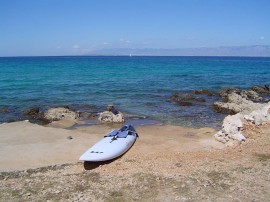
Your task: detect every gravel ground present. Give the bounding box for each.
[1,123,270,202]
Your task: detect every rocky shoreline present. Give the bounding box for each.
[1,84,269,128]
[1,84,270,201]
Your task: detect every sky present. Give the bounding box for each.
[0,0,270,56]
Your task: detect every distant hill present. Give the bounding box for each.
[88,45,270,57]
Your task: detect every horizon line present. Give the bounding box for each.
[1,54,270,58]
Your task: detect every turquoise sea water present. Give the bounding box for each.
[0,56,270,128]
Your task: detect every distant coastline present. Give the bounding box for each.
[1,55,270,58]
[86,45,270,57]
[1,45,270,58]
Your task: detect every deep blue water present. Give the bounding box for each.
[0,56,270,128]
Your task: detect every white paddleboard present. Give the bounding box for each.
[79,125,138,162]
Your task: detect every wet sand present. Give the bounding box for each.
[0,120,223,172]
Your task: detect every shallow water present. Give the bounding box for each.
[0,56,270,128]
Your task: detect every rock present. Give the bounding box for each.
[216,87,241,99]
[240,90,263,102]
[23,107,39,115]
[106,104,119,115]
[193,89,213,96]
[214,131,228,143]
[216,87,263,102]
[98,111,124,123]
[171,92,205,106]
[214,113,246,144]
[176,101,193,106]
[213,93,264,115]
[215,103,270,145]
[244,104,270,125]
[171,92,193,102]
[222,113,244,135]
[44,107,78,121]
[244,115,254,122]
[78,112,97,118]
[261,104,270,116]
[231,132,246,142]
[213,102,236,114]
[251,85,270,94]
[195,97,206,102]
[54,190,61,194]
[0,108,10,113]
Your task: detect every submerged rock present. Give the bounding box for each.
[171,92,205,106]
[78,112,97,118]
[0,108,10,113]
[251,85,270,95]
[44,107,78,121]
[176,101,193,106]
[193,89,213,96]
[23,107,40,115]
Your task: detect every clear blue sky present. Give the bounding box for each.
[0,0,269,56]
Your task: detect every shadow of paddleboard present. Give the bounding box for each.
[83,159,115,170]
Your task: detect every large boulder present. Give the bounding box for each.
[216,87,241,100]
[244,103,270,125]
[240,90,263,102]
[98,111,124,123]
[214,102,270,146]
[44,107,78,121]
[214,113,246,144]
[23,107,40,115]
[213,93,264,115]
[216,87,262,102]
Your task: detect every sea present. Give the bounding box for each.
[0,56,270,128]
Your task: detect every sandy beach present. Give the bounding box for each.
[1,120,270,201]
[0,120,223,172]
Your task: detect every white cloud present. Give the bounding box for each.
[260,36,265,40]
[103,42,109,45]
[119,38,131,43]
[56,46,61,49]
[186,36,195,40]
[72,45,80,49]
